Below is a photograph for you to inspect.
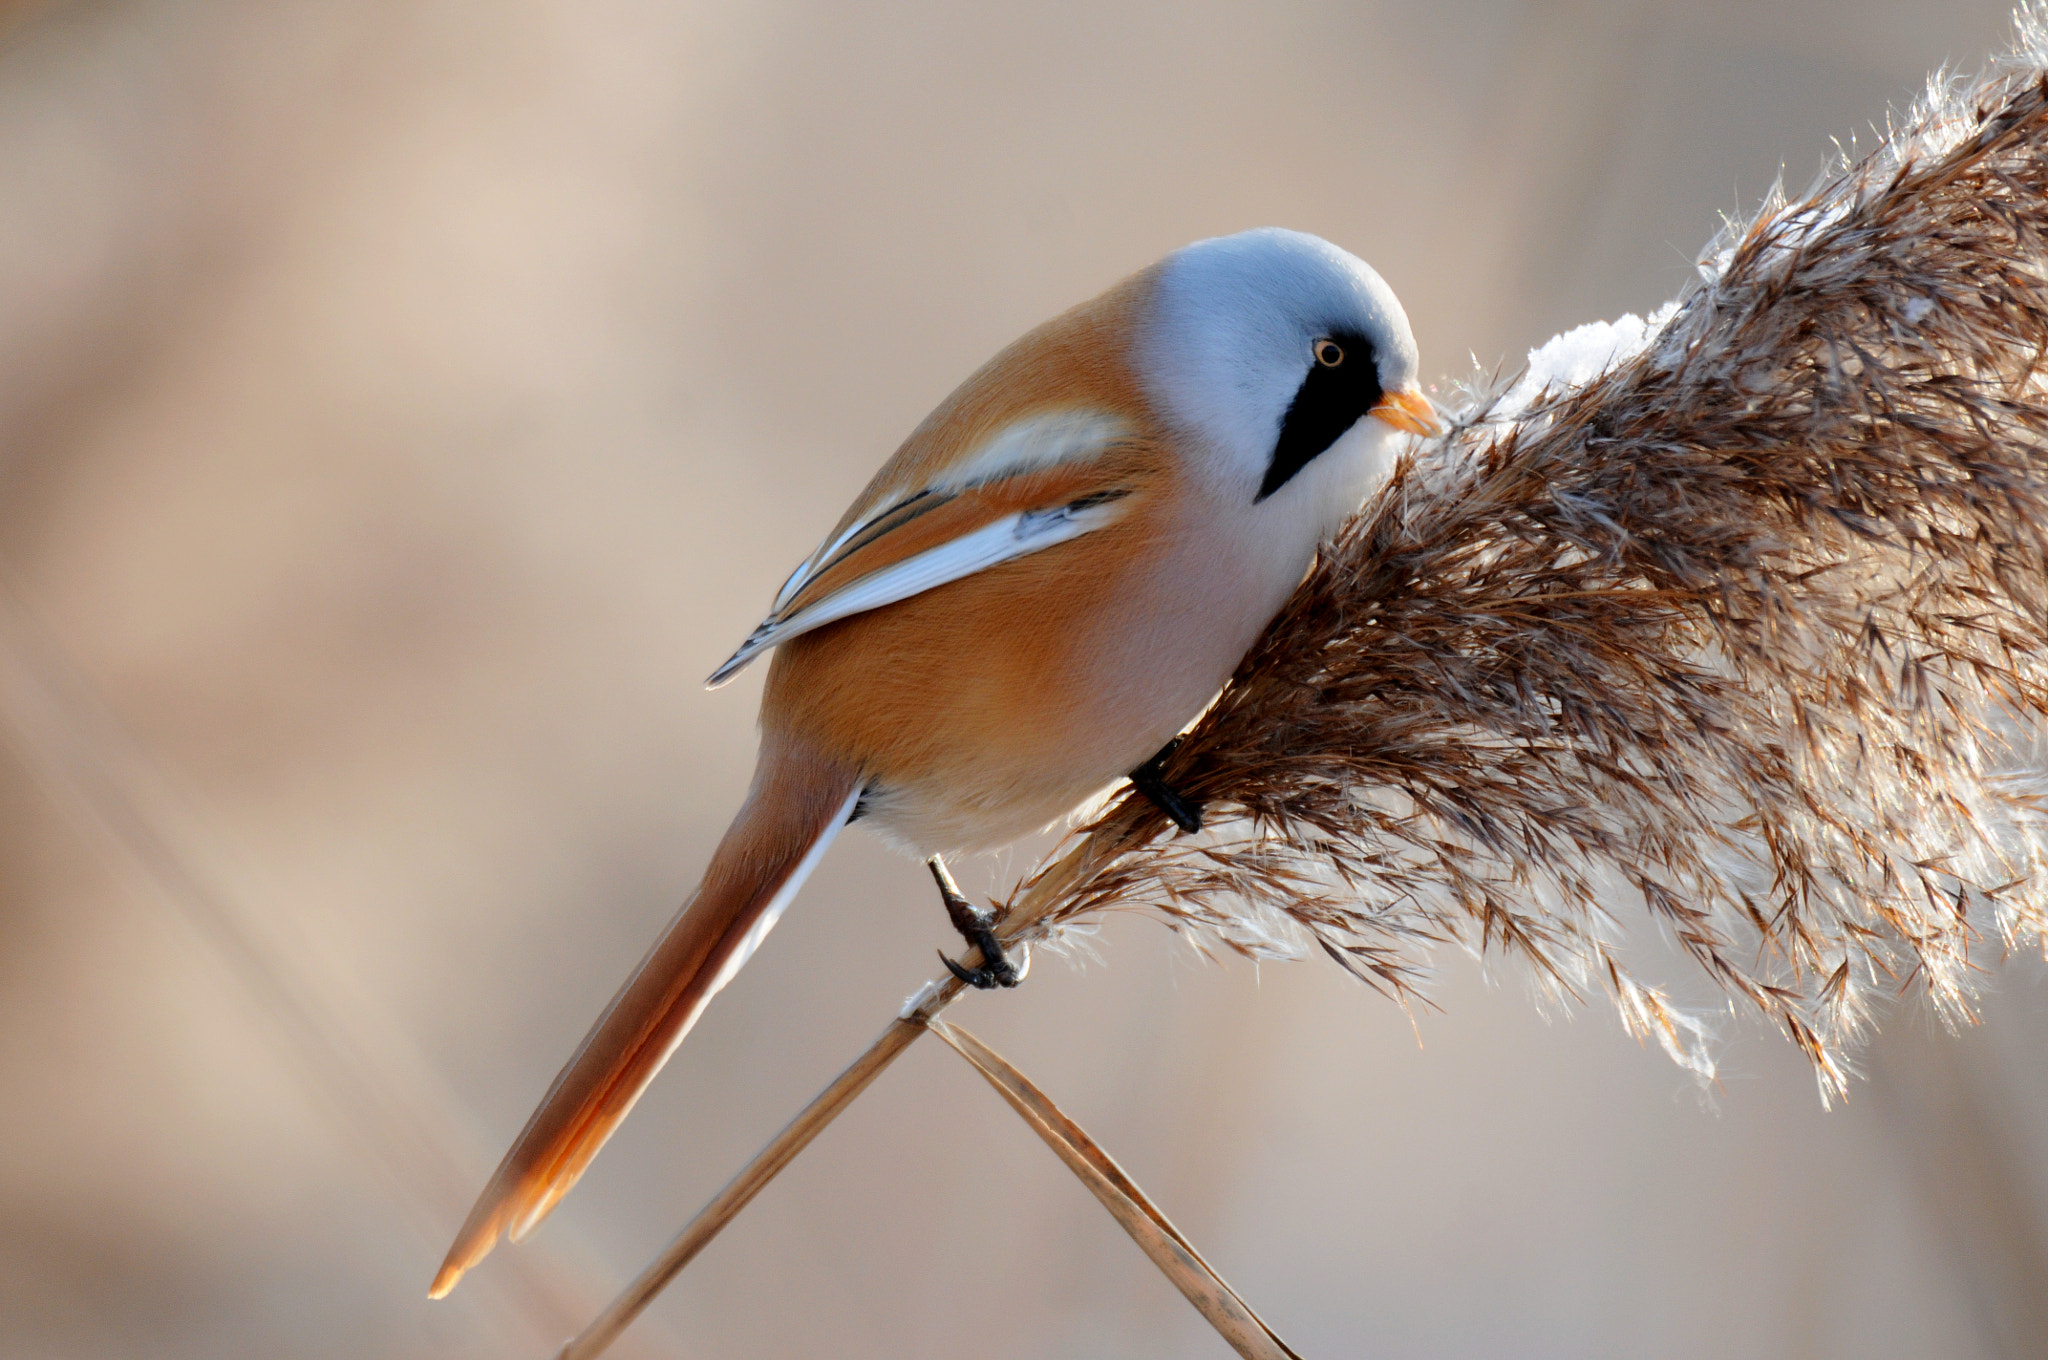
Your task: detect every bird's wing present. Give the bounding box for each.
[706,434,1148,687]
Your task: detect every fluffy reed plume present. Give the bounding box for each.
[1015,26,2048,1099]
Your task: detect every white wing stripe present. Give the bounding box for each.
[766,413,1129,615]
[705,497,1126,687]
[769,490,940,613]
[772,523,856,612]
[768,560,810,614]
[934,411,1131,491]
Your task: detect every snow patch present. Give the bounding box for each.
[1502,301,1677,415]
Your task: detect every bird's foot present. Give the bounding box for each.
[1129,739,1203,834]
[929,857,1028,990]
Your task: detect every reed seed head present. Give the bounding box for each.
[1011,16,2048,1101]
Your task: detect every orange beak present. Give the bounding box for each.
[1370,385,1441,437]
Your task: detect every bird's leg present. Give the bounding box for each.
[1128,738,1203,834]
[929,855,1027,990]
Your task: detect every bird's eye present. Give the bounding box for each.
[1313,339,1345,367]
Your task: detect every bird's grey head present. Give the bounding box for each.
[1135,228,1423,503]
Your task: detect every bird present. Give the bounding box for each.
[430,227,1436,1297]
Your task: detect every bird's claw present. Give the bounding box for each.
[939,934,1029,990]
[1129,739,1204,834]
[929,857,1028,990]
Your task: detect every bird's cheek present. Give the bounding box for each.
[1307,419,1401,529]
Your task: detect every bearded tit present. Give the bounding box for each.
[431,227,1436,1296]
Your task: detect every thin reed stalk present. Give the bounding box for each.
[560,860,1300,1360]
[925,1019,1303,1360]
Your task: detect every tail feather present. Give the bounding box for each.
[431,741,861,1298]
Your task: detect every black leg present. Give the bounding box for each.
[1128,738,1203,834]
[929,856,1027,989]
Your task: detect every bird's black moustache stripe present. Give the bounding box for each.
[1258,327,1382,502]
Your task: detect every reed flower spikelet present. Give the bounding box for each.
[1011,19,2048,1100]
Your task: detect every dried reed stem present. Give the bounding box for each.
[559,834,1285,1360]
[553,1010,937,1360]
[926,1019,1302,1360]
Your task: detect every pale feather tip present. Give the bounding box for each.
[428,1240,482,1299]
[704,645,757,689]
[427,1263,462,1300]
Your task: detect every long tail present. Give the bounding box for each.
[430,739,862,1298]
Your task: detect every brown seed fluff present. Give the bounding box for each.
[1003,22,2048,1100]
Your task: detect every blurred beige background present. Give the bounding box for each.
[1,1,2044,1357]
